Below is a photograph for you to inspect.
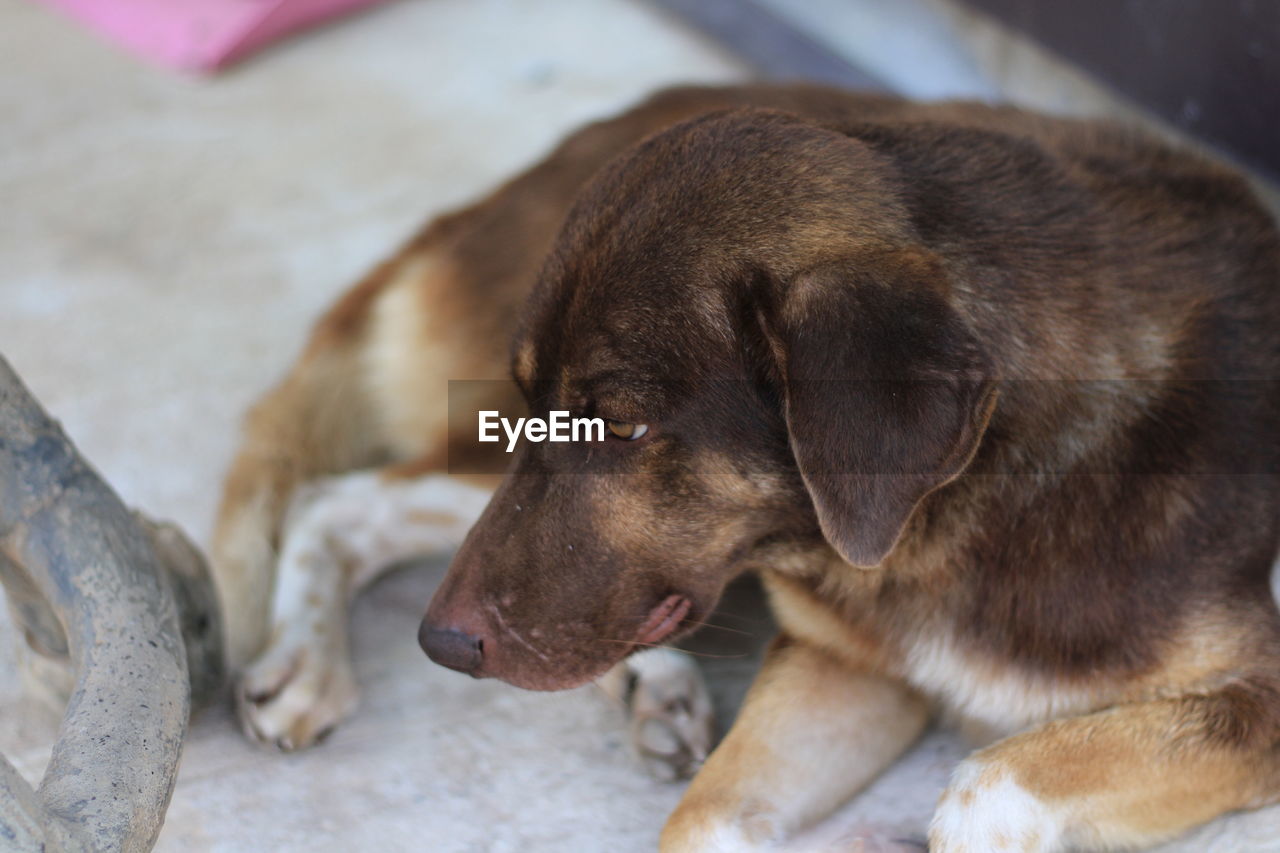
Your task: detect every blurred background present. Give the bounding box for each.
[1,0,1277,850]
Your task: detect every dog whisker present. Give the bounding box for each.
[692,610,769,628]
[594,638,750,659]
[680,618,755,637]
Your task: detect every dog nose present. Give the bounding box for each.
[418,620,485,675]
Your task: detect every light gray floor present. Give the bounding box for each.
[1,1,1276,850]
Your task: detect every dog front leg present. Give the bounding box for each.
[661,636,928,851]
[236,468,493,749]
[929,684,1280,852]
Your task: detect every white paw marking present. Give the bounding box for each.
[664,810,782,853]
[929,760,1061,853]
[688,821,766,852]
[625,648,716,781]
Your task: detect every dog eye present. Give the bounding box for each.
[606,420,648,440]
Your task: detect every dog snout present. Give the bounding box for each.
[418,620,487,676]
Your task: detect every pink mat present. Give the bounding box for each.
[39,0,391,73]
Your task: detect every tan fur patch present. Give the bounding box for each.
[762,572,893,675]
[361,255,455,459]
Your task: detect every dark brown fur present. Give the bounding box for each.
[427,89,1280,701]
[215,83,1280,848]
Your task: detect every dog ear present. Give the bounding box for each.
[776,252,997,567]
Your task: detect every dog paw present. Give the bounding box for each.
[236,637,358,751]
[928,760,1060,853]
[625,648,716,781]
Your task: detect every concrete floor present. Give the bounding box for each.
[1,0,1277,850]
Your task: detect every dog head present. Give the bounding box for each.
[421,109,996,689]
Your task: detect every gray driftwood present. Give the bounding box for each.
[0,355,223,852]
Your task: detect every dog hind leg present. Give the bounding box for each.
[212,236,501,673]
[212,310,390,672]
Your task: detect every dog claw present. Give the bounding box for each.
[236,637,358,752]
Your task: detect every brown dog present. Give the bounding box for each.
[214,84,1280,850]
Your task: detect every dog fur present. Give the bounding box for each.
[213,84,1280,851]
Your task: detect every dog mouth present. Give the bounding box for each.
[635,593,692,647]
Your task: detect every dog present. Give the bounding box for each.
[213,84,1280,851]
